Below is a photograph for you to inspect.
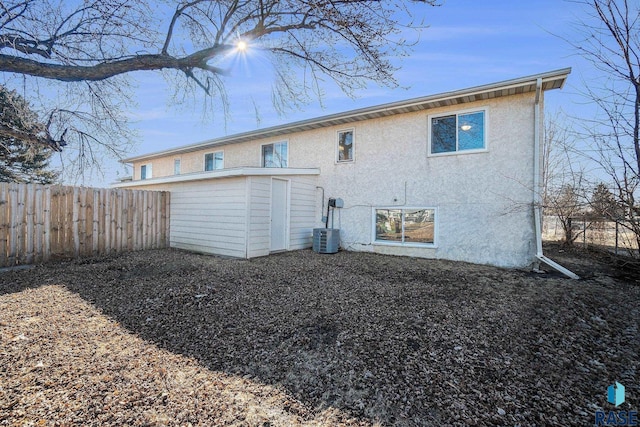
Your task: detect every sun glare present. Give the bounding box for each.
[236,40,248,52]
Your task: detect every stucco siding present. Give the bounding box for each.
[295,93,538,267]
[121,87,549,268]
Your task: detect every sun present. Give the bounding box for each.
[236,40,248,52]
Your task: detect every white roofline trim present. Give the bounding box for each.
[122,68,571,163]
[111,167,320,188]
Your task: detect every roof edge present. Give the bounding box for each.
[111,167,321,188]
[122,67,571,163]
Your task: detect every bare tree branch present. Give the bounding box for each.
[0,0,436,181]
[566,0,640,254]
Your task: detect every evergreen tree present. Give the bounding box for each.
[0,86,58,184]
[590,183,622,219]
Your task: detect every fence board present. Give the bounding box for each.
[105,189,112,254]
[25,184,35,264]
[0,184,7,266]
[54,186,64,257]
[83,187,90,256]
[34,186,43,263]
[65,187,74,256]
[97,189,102,254]
[126,190,133,251]
[0,183,170,266]
[49,186,60,257]
[118,189,125,252]
[8,184,18,265]
[16,184,26,263]
[43,186,51,262]
[153,192,158,248]
[92,190,99,255]
[163,192,168,246]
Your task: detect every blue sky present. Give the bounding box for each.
[80,0,597,186]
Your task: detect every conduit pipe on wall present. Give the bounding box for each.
[533,77,580,279]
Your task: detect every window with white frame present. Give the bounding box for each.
[140,164,152,180]
[429,109,486,155]
[204,151,224,171]
[262,142,288,167]
[174,158,181,175]
[337,129,354,162]
[374,208,436,245]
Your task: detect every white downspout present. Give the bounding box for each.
[533,77,580,279]
[533,78,544,257]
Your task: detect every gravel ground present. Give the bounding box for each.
[1,246,638,426]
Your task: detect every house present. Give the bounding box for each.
[114,68,576,274]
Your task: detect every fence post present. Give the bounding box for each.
[0,183,7,266]
[92,189,99,255]
[43,186,51,262]
[23,184,33,264]
[615,220,619,256]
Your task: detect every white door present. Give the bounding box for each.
[270,179,288,252]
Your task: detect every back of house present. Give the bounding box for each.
[115,68,570,268]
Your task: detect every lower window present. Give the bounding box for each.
[374,208,436,245]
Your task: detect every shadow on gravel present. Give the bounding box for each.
[2,247,639,426]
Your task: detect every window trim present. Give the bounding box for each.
[260,140,289,168]
[336,128,355,163]
[204,150,224,171]
[372,206,438,248]
[427,107,488,157]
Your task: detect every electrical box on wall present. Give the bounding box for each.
[328,198,344,208]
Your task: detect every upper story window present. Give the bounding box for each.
[429,109,486,155]
[140,164,152,180]
[262,142,288,167]
[337,129,354,162]
[174,159,181,175]
[205,151,224,171]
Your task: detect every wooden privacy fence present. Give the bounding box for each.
[0,183,170,267]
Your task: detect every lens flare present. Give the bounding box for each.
[237,40,248,51]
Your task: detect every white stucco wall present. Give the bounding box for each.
[125,91,541,267]
[289,93,539,267]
